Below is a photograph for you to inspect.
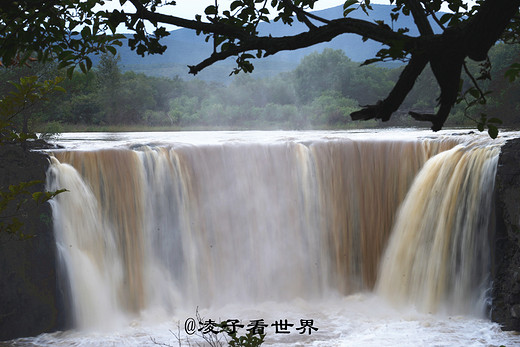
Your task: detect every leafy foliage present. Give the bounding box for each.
[0,63,67,237]
[0,0,124,76]
[223,322,266,347]
[0,75,65,141]
[0,180,66,238]
[505,63,520,82]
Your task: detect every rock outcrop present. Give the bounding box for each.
[0,143,66,341]
[492,138,520,331]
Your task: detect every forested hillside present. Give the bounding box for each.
[1,43,518,132]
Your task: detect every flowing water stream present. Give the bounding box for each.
[7,130,520,346]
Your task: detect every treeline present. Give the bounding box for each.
[1,45,519,132]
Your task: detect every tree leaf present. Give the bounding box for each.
[85,56,92,71]
[205,5,218,15]
[488,124,498,139]
[67,66,75,79]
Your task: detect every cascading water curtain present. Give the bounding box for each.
[46,137,500,331]
[377,144,500,315]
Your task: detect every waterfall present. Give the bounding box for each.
[376,143,500,315]
[46,157,127,329]
[46,135,498,330]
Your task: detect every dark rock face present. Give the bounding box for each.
[492,138,520,331]
[0,144,66,341]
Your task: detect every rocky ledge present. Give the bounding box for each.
[492,137,520,331]
[0,143,66,341]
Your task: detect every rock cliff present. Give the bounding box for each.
[0,143,66,341]
[492,138,520,331]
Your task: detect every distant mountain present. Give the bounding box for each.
[116,4,428,81]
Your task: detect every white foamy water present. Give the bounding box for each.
[48,129,507,150]
[7,130,520,346]
[8,295,520,346]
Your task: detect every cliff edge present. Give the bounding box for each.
[0,144,66,341]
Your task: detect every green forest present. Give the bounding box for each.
[2,44,519,133]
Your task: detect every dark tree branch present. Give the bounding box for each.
[126,0,252,41]
[125,1,414,49]
[300,9,332,25]
[354,0,520,131]
[409,29,464,131]
[464,0,520,61]
[463,60,487,103]
[404,0,434,36]
[409,0,520,131]
[420,1,445,31]
[188,18,416,74]
[351,53,429,121]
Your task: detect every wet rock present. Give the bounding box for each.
[0,143,66,341]
[492,138,520,331]
[511,305,520,319]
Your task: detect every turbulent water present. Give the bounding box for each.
[8,130,520,346]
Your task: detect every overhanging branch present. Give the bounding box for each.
[351,53,429,122]
[124,0,415,55]
[404,0,433,36]
[127,0,251,40]
[187,18,416,74]
[125,0,520,131]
